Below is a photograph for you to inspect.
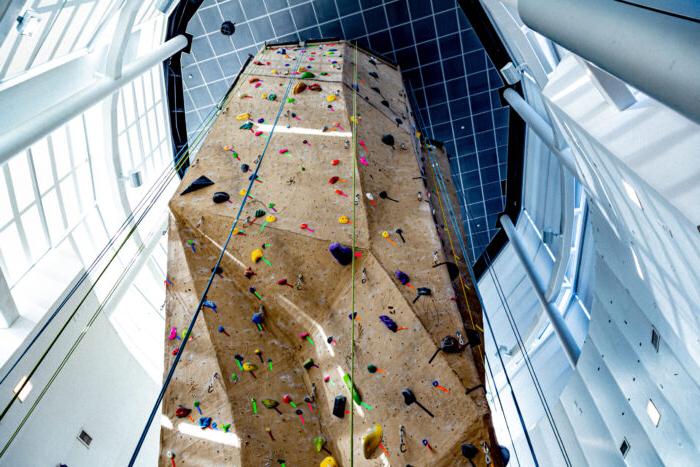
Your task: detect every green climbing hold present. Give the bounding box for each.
[267,93,277,101]
[261,399,279,409]
[320,72,329,76]
[313,435,327,453]
[343,373,362,404]
[299,71,315,79]
[287,97,296,103]
[240,122,253,130]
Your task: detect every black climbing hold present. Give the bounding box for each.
[401,388,434,418]
[395,117,403,126]
[465,328,481,347]
[381,134,395,147]
[367,364,378,374]
[368,57,377,66]
[329,242,353,266]
[254,209,266,218]
[221,21,235,36]
[379,191,399,202]
[333,395,346,418]
[369,71,379,79]
[428,335,465,364]
[371,86,381,94]
[180,175,214,195]
[212,191,230,203]
[461,443,479,459]
[240,163,250,172]
[211,266,224,275]
[434,261,459,281]
[380,99,389,108]
[413,287,432,303]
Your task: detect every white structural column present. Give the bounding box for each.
[0,269,19,328]
[500,214,580,367]
[0,34,188,165]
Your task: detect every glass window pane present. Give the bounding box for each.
[0,224,28,284]
[59,175,80,226]
[21,204,48,260]
[42,188,66,242]
[8,152,34,211]
[74,164,93,208]
[67,117,89,165]
[0,173,13,227]
[51,127,72,178]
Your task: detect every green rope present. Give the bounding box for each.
[349,42,359,466]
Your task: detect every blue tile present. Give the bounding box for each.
[465,49,485,72]
[434,0,457,13]
[198,58,225,81]
[270,10,296,36]
[291,3,316,30]
[249,16,274,42]
[361,0,383,7]
[476,130,496,151]
[430,103,450,124]
[342,13,366,38]
[390,24,414,49]
[421,62,443,86]
[191,36,215,60]
[424,83,446,105]
[403,68,422,87]
[363,6,387,33]
[408,0,432,18]
[450,97,470,118]
[277,33,299,42]
[242,0,267,19]
[219,1,244,20]
[467,71,488,94]
[445,77,467,97]
[439,33,461,59]
[300,26,321,40]
[314,0,338,23]
[199,6,223,29]
[461,29,482,53]
[478,148,498,167]
[320,19,343,37]
[208,79,231,102]
[436,10,458,36]
[232,22,254,48]
[189,86,213,109]
[188,15,206,37]
[265,0,289,9]
[208,31,234,56]
[455,136,476,155]
[416,40,438,63]
[496,127,508,146]
[369,30,393,54]
[396,47,418,69]
[473,111,493,133]
[412,17,435,43]
[452,117,472,135]
[442,56,464,80]
[386,1,410,24]
[470,91,491,113]
[337,0,360,16]
[433,122,452,140]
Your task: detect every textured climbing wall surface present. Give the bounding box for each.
[161,41,497,466]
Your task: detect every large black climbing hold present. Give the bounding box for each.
[368,57,377,66]
[221,21,235,36]
[380,99,389,108]
[368,71,379,79]
[333,395,346,418]
[180,175,214,195]
[434,261,459,281]
[381,134,395,147]
[371,86,381,94]
[465,328,481,347]
[329,242,353,266]
[428,335,464,364]
[254,209,266,218]
[461,443,479,459]
[240,163,250,173]
[213,191,230,203]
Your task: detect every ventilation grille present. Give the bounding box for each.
[77,430,92,448]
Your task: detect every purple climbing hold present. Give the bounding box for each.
[379,315,399,333]
[395,270,410,285]
[329,242,353,266]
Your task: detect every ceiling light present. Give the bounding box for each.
[646,399,661,427]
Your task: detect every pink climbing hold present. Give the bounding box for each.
[254,82,262,88]
[359,140,368,152]
[255,131,263,136]
[279,148,289,154]
[168,327,178,340]
[359,156,369,166]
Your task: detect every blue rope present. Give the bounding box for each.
[127,47,307,466]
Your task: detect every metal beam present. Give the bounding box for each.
[0,34,187,165]
[519,0,700,125]
[500,214,580,367]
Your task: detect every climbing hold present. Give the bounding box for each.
[248,78,259,84]
[262,399,282,414]
[329,242,353,266]
[243,362,258,372]
[240,163,249,172]
[394,270,410,285]
[379,191,399,202]
[343,374,362,404]
[240,121,253,130]
[369,71,379,79]
[461,443,479,459]
[381,99,389,107]
[308,83,322,91]
[254,209,266,218]
[428,335,465,363]
[314,436,328,453]
[202,300,217,312]
[218,325,230,337]
[381,134,395,147]
[236,112,251,120]
[332,395,346,418]
[212,191,230,203]
[338,215,350,224]
[277,278,293,288]
[363,424,383,459]
[267,93,277,101]
[220,21,235,35]
[278,148,289,154]
[251,248,264,263]
[371,86,381,94]
[300,223,315,233]
[401,388,434,417]
[432,380,449,392]
[293,82,307,94]
[303,358,318,369]
[331,159,340,166]
[395,117,403,126]
[299,71,315,78]
[326,94,336,102]
[180,175,214,195]
[379,315,399,332]
[175,406,191,418]
[367,364,378,374]
[413,287,432,303]
[287,97,296,103]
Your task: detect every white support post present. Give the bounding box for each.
[0,268,19,328]
[501,214,580,367]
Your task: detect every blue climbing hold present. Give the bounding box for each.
[329,242,353,266]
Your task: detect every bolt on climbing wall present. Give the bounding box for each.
[160,41,501,467]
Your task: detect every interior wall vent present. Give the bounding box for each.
[620,438,630,458]
[77,429,93,448]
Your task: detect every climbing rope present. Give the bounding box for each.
[348,41,359,467]
[127,47,307,466]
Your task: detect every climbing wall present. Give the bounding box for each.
[160,41,499,467]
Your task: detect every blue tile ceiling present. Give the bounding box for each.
[179,0,509,260]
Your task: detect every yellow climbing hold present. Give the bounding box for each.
[381,231,390,238]
[265,215,276,223]
[251,248,264,263]
[239,189,248,197]
[236,113,251,120]
[320,457,338,467]
[350,115,361,124]
[326,94,336,102]
[262,93,268,99]
[362,424,383,459]
[242,362,258,372]
[271,69,278,74]
[338,215,350,224]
